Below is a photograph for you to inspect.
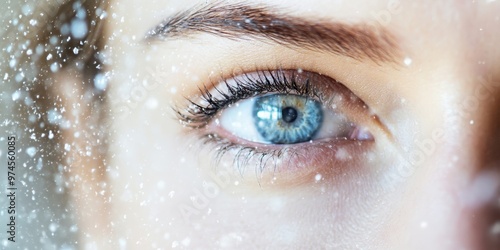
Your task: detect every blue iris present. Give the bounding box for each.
[252,94,323,144]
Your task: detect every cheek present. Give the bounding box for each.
[166,173,389,248]
[106,97,201,240]
[379,143,497,249]
[106,116,395,248]
[175,149,401,248]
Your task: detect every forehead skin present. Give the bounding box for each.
[93,0,500,249]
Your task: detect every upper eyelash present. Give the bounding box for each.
[175,68,318,129]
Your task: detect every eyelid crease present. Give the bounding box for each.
[145,1,402,65]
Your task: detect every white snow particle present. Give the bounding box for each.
[49,223,58,232]
[35,44,44,55]
[335,148,351,160]
[26,147,37,157]
[60,23,70,35]
[94,73,108,90]
[118,238,127,248]
[9,59,16,68]
[145,98,158,109]
[315,174,322,182]
[404,57,412,66]
[50,62,59,72]
[12,91,21,101]
[15,72,24,82]
[70,19,88,39]
[47,109,62,124]
[218,233,245,248]
[171,241,179,248]
[76,8,86,19]
[36,158,43,170]
[182,238,191,247]
[22,4,33,15]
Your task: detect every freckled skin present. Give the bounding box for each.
[61,0,500,249]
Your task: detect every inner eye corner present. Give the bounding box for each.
[368,113,394,142]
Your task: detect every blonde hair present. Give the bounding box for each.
[1,0,108,247]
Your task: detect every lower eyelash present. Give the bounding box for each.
[199,132,371,179]
[199,133,297,176]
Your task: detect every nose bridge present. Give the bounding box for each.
[457,74,500,249]
[455,74,500,162]
[479,76,500,249]
[459,0,500,165]
[453,0,500,164]
[472,75,500,166]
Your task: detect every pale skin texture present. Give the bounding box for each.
[59,0,500,249]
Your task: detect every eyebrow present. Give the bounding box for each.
[145,2,401,64]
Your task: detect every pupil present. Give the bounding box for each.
[282,107,298,123]
[252,94,323,144]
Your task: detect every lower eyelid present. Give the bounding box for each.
[199,132,375,187]
[197,100,384,186]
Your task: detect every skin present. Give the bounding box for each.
[58,0,500,249]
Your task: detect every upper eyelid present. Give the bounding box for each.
[176,69,311,129]
[177,69,362,127]
[144,2,402,65]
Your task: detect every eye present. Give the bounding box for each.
[177,68,377,177]
[219,93,368,144]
